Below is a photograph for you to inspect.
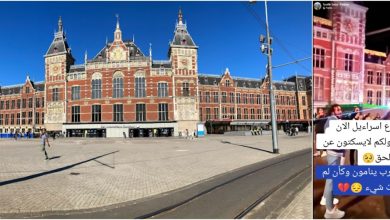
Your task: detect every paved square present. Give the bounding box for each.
[0,133,311,215]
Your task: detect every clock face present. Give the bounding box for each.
[50,63,61,76]
[179,57,191,69]
[342,18,356,34]
[111,47,125,61]
[181,58,188,66]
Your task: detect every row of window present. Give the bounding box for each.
[199,92,269,105]
[275,95,301,106]
[0,112,44,126]
[0,97,44,110]
[71,103,169,123]
[65,82,184,101]
[200,108,300,120]
[366,90,390,106]
[198,92,302,106]
[313,48,354,72]
[314,72,390,102]
[315,30,329,40]
[366,71,390,85]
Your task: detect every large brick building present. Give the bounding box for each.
[313,2,390,110]
[0,10,311,137]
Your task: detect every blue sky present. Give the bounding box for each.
[0,1,312,86]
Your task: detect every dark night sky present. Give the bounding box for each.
[313,1,390,53]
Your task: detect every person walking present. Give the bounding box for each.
[41,129,51,160]
[323,104,345,219]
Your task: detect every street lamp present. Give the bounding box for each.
[260,1,279,154]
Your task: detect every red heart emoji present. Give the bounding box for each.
[338,183,350,192]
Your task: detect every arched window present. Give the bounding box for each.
[91,73,102,99]
[113,71,124,98]
[135,71,146,98]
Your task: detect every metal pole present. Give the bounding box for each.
[264,1,279,153]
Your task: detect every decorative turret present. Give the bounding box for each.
[114,14,122,42]
[58,16,63,32]
[169,9,197,48]
[45,16,73,58]
[178,8,183,25]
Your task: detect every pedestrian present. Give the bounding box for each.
[186,129,189,139]
[41,129,51,160]
[314,107,326,157]
[322,104,345,219]
[295,126,299,135]
[350,106,361,120]
[290,127,295,136]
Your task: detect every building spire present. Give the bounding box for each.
[178,8,183,25]
[114,14,122,42]
[84,50,88,63]
[116,14,120,29]
[58,16,63,32]
[149,43,152,61]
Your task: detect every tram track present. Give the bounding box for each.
[5,148,311,219]
[147,148,311,219]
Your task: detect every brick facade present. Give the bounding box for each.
[314,2,390,110]
[0,10,311,137]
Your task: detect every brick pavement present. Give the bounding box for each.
[277,182,313,219]
[0,133,311,216]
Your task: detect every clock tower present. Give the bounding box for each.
[330,3,368,104]
[44,17,75,131]
[169,9,199,134]
[107,15,128,62]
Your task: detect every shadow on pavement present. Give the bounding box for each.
[94,159,115,169]
[220,140,274,154]
[48,156,61,160]
[0,150,119,187]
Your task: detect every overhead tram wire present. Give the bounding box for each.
[242,2,312,74]
[243,3,311,74]
[243,2,312,59]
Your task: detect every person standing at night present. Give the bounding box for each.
[323,104,345,219]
